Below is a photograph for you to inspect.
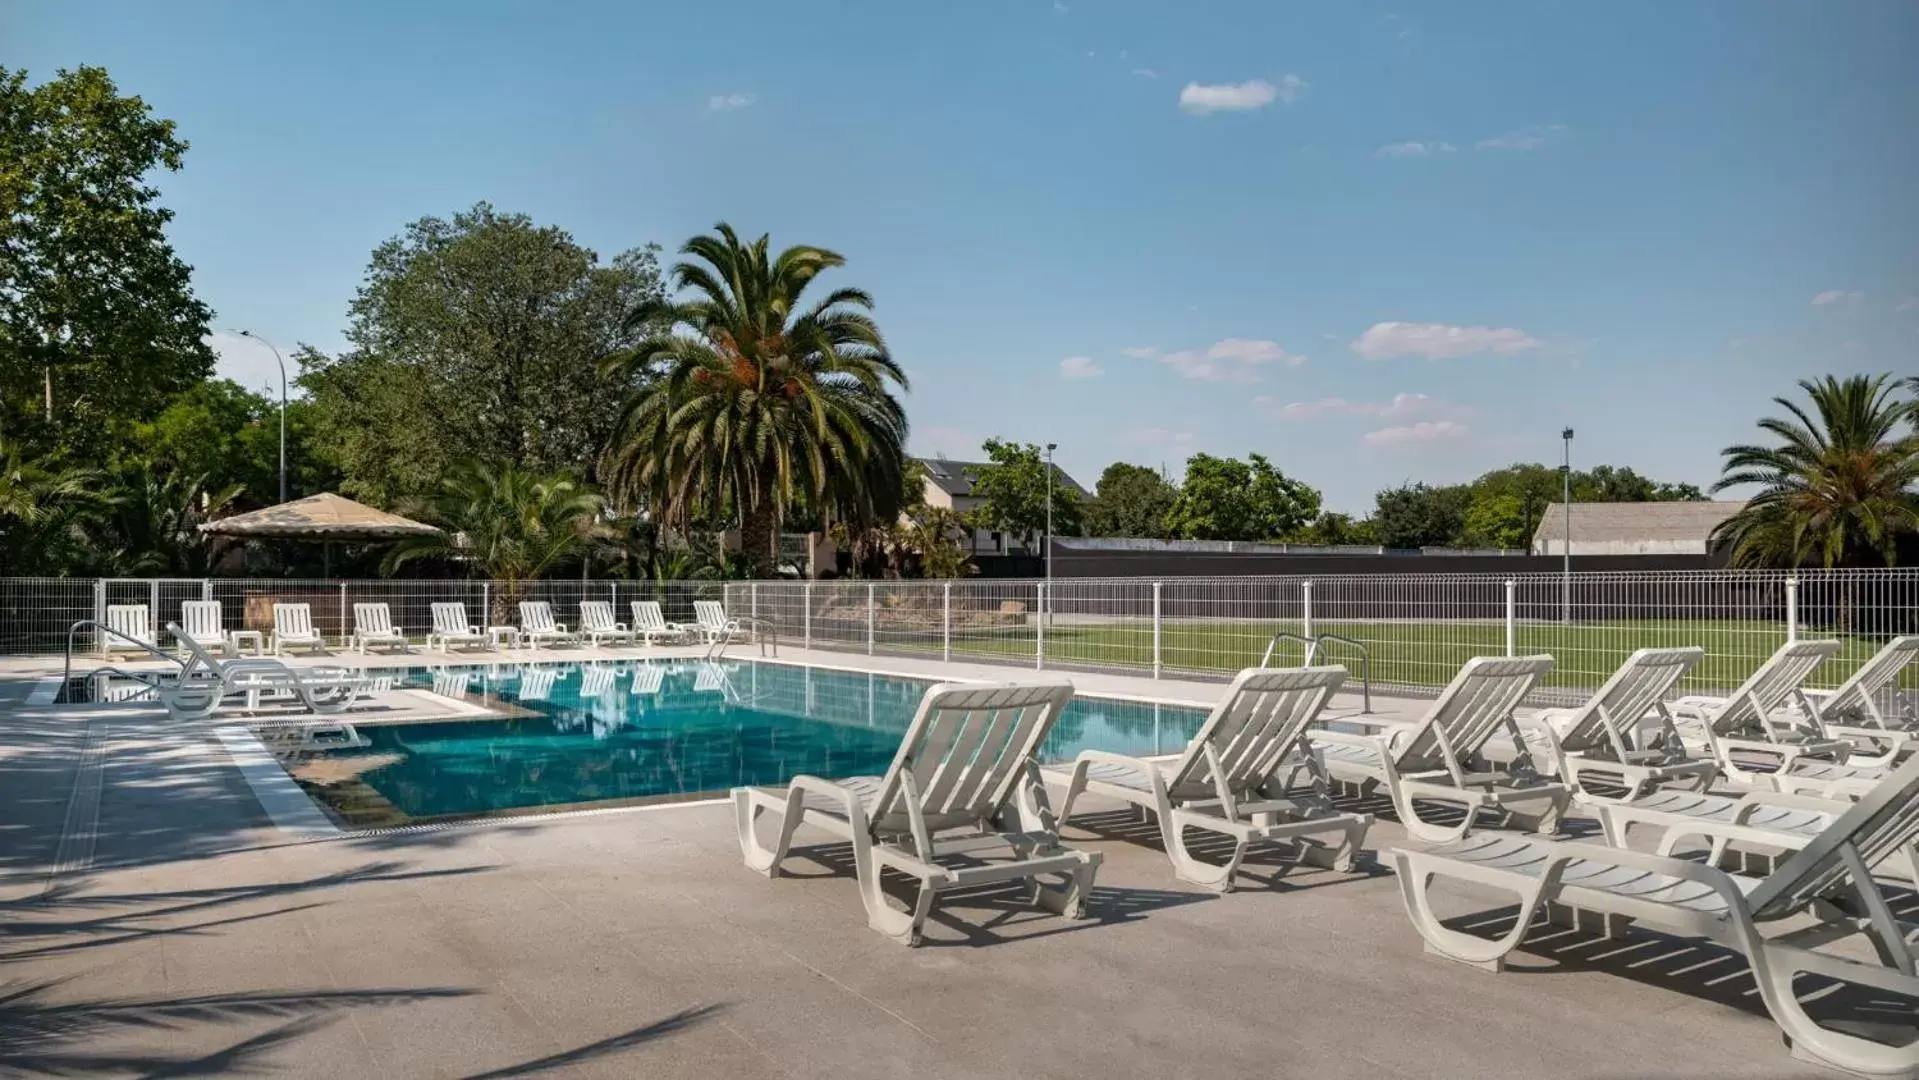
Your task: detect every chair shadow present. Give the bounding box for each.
[768,842,1215,948]
[1058,808,1393,891]
[1433,905,1919,1048]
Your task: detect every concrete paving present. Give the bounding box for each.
[0,658,1909,1078]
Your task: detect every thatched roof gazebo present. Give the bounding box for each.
[199,492,439,576]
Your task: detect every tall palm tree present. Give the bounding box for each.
[601,224,910,578]
[1710,374,1919,568]
[384,462,609,600]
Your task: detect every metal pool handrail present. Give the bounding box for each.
[62,619,186,703]
[1259,628,1372,714]
[706,615,779,661]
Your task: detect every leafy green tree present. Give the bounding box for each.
[1372,482,1472,549]
[1164,452,1320,541]
[1082,462,1177,538]
[0,66,214,457]
[0,426,105,572]
[602,224,910,577]
[1710,374,1919,568]
[1290,511,1378,546]
[94,465,242,575]
[967,439,1083,551]
[131,379,340,507]
[901,506,976,579]
[301,203,662,505]
[383,462,609,611]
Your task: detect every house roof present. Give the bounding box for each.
[1531,500,1746,546]
[917,458,1089,499]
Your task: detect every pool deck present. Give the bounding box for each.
[0,646,1908,1078]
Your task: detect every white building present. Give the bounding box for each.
[1531,500,1747,557]
[917,457,1088,555]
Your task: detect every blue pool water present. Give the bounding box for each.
[314,660,1210,821]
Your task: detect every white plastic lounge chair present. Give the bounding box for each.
[426,603,488,653]
[177,600,228,655]
[518,665,559,702]
[734,680,1100,946]
[693,600,746,644]
[1048,666,1373,891]
[1592,786,1917,885]
[1668,639,1849,785]
[579,601,638,647]
[517,601,579,650]
[103,604,157,656]
[161,623,370,727]
[350,603,410,654]
[630,663,665,695]
[1391,754,1919,1079]
[1314,655,1566,843]
[631,601,692,645]
[1804,635,1919,767]
[1515,647,1716,806]
[271,603,329,656]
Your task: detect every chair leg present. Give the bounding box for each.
[1165,819,1245,893]
[734,788,804,877]
[1033,859,1097,919]
[1393,856,1547,972]
[1391,785,1479,845]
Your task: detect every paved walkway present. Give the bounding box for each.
[0,659,1904,1078]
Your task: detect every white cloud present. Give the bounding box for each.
[1475,124,1567,151]
[1131,68,1161,79]
[1120,345,1162,358]
[1897,297,1917,312]
[1053,0,1068,11]
[1375,141,1456,157]
[204,331,296,399]
[1178,74,1304,114]
[1155,338,1302,382]
[1363,420,1469,445]
[1263,392,1452,421]
[1350,321,1543,360]
[1811,289,1865,306]
[707,93,756,111]
[1059,355,1103,379]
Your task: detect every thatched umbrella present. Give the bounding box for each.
[199,492,440,576]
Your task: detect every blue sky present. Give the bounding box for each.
[10,0,1918,511]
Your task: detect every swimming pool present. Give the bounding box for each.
[290,660,1210,825]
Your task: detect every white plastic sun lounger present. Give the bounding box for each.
[1668,639,1850,785]
[1047,666,1373,891]
[1515,647,1717,806]
[1391,753,1919,1079]
[734,680,1100,946]
[630,663,665,695]
[518,665,559,702]
[350,603,410,654]
[1591,786,1917,885]
[693,600,746,644]
[579,601,638,647]
[1314,655,1567,843]
[104,604,158,657]
[1804,635,1919,768]
[177,600,229,655]
[271,603,329,656]
[162,624,370,728]
[518,601,579,650]
[427,603,488,653]
[630,601,692,645]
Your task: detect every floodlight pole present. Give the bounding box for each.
[235,329,289,503]
[1561,427,1574,624]
[1045,443,1057,626]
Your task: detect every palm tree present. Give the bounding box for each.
[1709,374,1919,568]
[601,224,910,579]
[384,463,609,608]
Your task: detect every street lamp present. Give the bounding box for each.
[1045,443,1057,625]
[1561,427,1574,624]
[233,329,288,504]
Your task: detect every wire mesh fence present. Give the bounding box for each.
[7,569,1918,707]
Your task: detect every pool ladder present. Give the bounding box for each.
[1261,630,1372,714]
[59,619,188,704]
[704,616,779,662]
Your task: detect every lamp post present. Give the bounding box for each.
[1045,443,1057,625]
[234,329,288,503]
[1561,427,1574,624]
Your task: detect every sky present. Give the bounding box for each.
[9,0,1919,512]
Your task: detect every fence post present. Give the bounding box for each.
[1784,576,1798,643]
[866,583,875,656]
[338,581,348,648]
[201,579,212,602]
[1301,580,1314,640]
[1152,581,1163,679]
[1504,579,1517,657]
[942,582,953,663]
[93,579,106,654]
[148,579,160,624]
[481,581,490,628]
[751,582,759,624]
[803,582,813,652]
[1035,582,1046,670]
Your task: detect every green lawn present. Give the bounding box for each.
[922,618,1907,696]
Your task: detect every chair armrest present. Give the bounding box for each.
[1312,729,1394,754]
[1727,789,1850,819]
